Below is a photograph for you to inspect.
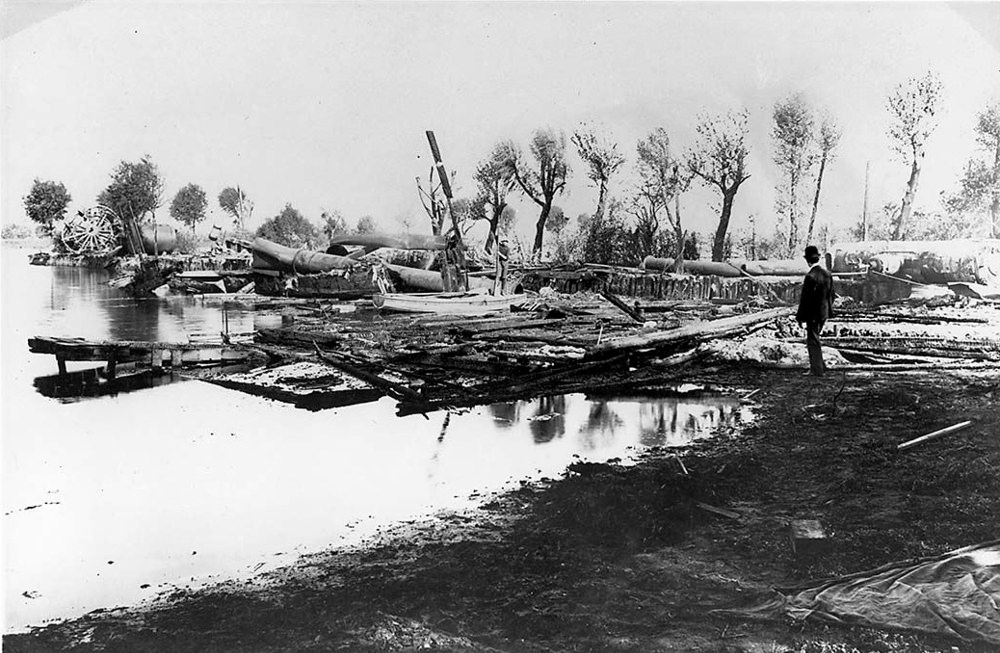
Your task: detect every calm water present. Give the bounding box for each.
[1,245,751,632]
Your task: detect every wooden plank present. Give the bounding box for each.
[599,290,645,323]
[823,338,999,361]
[29,336,252,367]
[256,328,343,348]
[695,502,740,520]
[398,353,535,378]
[471,331,594,348]
[587,307,794,358]
[312,343,428,406]
[456,317,569,335]
[898,421,974,451]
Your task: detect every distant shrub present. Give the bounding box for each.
[2,223,35,240]
[256,204,319,249]
[578,200,633,266]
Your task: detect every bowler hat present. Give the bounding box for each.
[804,245,820,259]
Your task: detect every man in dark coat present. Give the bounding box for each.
[796,245,835,376]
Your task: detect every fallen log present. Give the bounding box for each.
[587,306,794,358]
[821,337,1000,361]
[829,311,989,325]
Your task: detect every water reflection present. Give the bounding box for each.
[489,400,520,426]
[528,395,566,443]
[33,366,180,402]
[3,250,754,632]
[490,392,750,451]
[630,396,750,447]
[38,262,257,345]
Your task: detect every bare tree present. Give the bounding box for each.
[473,141,519,252]
[508,128,571,254]
[686,111,751,262]
[355,215,377,234]
[977,102,1000,237]
[636,127,690,269]
[887,71,944,240]
[320,209,348,241]
[772,94,814,252]
[807,115,842,243]
[947,101,1000,237]
[572,125,625,222]
[218,186,254,231]
[627,176,666,258]
[416,168,449,236]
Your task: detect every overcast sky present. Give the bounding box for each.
[2,1,999,247]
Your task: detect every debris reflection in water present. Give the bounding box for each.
[2,249,753,632]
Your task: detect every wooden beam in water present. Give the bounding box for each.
[312,343,428,406]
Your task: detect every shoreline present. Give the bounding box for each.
[6,364,998,652]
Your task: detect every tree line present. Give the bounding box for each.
[21,71,1000,263]
[20,153,379,252]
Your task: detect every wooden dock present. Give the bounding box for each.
[28,336,252,377]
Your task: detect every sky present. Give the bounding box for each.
[2,1,999,249]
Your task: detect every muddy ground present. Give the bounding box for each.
[6,363,999,652]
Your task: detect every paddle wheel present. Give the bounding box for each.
[59,206,121,256]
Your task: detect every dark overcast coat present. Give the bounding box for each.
[796,265,835,324]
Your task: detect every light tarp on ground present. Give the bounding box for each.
[746,541,1000,644]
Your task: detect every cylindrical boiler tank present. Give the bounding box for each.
[140,224,177,254]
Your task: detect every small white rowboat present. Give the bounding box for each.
[372,291,522,315]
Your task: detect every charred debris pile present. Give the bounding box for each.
[198,283,1000,417]
[26,234,1000,412]
[187,239,1000,415]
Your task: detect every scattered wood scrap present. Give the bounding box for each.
[587,306,794,359]
[600,290,645,323]
[30,287,999,416]
[898,420,974,451]
[695,502,740,520]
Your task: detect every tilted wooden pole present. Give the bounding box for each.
[425,131,461,239]
[425,131,467,291]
